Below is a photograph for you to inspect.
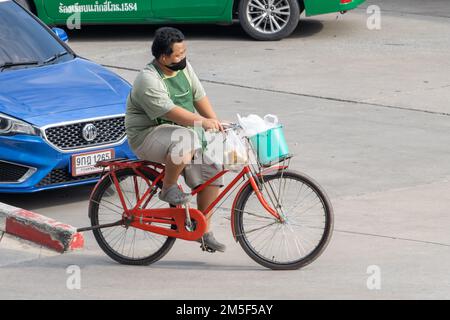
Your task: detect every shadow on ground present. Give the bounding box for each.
[65,20,324,42]
[0,184,93,211]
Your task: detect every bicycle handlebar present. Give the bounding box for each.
[221,122,242,131]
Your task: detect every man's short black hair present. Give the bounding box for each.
[151,27,185,59]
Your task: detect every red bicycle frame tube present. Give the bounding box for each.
[190,166,281,221]
[91,160,287,241]
[89,161,165,217]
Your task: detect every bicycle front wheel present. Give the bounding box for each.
[234,170,333,270]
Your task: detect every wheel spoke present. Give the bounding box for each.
[273,14,288,25]
[273,0,284,7]
[244,221,278,234]
[286,189,317,214]
[109,228,127,250]
[254,222,280,254]
[235,207,277,221]
[270,15,281,31]
[273,9,290,16]
[247,0,290,34]
[249,2,265,11]
[102,225,122,240]
[92,171,174,262]
[237,173,332,266]
[91,198,123,215]
[251,0,267,11]
[251,13,266,24]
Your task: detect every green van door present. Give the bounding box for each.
[152,0,231,20]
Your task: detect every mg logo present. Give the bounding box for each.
[82,123,98,142]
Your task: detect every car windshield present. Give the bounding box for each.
[0,1,73,70]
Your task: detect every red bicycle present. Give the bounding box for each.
[83,129,333,270]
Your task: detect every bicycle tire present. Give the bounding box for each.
[89,168,176,266]
[234,169,333,270]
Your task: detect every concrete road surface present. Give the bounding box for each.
[1,0,449,299]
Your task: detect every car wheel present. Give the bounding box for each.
[238,0,300,41]
[15,0,32,11]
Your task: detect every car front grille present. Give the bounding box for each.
[44,116,126,151]
[0,161,31,183]
[36,168,100,187]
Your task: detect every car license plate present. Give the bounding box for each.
[71,149,114,177]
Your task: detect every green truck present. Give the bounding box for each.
[16,0,366,40]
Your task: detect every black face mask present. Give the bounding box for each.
[166,57,187,71]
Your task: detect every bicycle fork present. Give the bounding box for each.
[246,172,287,223]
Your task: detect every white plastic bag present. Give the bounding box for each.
[263,114,279,128]
[201,129,249,171]
[237,114,265,136]
[238,113,279,136]
[223,129,249,171]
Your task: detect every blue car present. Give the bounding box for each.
[0,0,135,193]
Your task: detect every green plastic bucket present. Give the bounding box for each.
[249,125,289,165]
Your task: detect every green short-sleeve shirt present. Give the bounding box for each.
[125,60,206,150]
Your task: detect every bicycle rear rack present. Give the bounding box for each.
[95,158,165,171]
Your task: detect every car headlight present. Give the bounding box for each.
[0,113,39,136]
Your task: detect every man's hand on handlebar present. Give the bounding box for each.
[202,118,224,132]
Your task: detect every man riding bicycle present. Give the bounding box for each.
[125,27,226,252]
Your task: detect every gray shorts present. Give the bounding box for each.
[133,124,224,189]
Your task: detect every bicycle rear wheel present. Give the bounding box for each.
[89,168,176,266]
[234,169,333,270]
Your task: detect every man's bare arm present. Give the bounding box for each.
[164,106,204,126]
[164,106,222,131]
[194,96,218,120]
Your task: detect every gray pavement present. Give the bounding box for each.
[0,1,449,299]
[358,0,450,18]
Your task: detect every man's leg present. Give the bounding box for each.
[162,151,194,190]
[197,185,220,232]
[185,162,226,252]
[136,124,200,205]
[196,185,226,252]
[160,147,196,205]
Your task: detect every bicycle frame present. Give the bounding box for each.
[90,159,288,241]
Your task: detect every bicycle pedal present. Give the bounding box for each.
[199,244,216,253]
